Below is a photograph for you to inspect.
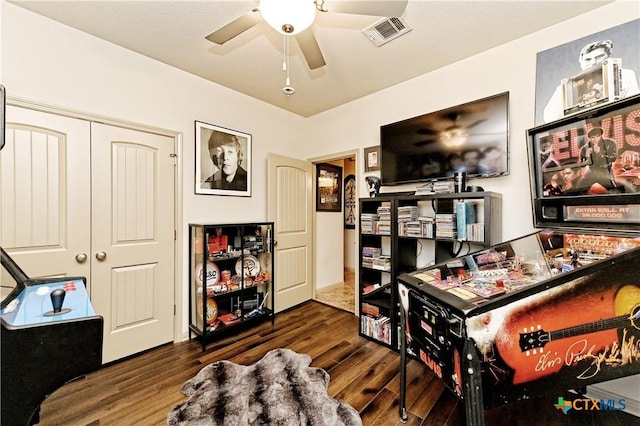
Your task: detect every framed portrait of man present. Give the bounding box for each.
[534,19,639,126]
[364,145,380,172]
[195,121,251,197]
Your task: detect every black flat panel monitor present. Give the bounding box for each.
[380,92,509,186]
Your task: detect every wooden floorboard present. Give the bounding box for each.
[36,301,638,426]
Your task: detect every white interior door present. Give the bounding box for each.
[1,106,91,280]
[1,106,176,364]
[91,123,176,363]
[267,153,313,312]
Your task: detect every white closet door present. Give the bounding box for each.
[2,106,91,281]
[1,107,176,364]
[90,123,175,363]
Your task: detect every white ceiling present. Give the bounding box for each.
[8,0,612,117]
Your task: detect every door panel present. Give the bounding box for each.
[91,123,175,363]
[267,153,313,312]
[1,107,91,279]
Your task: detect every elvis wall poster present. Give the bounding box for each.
[535,19,640,126]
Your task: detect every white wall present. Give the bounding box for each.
[1,0,307,337]
[315,159,345,290]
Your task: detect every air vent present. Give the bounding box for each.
[363,17,412,47]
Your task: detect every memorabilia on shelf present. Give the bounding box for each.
[561,58,621,116]
[189,223,274,351]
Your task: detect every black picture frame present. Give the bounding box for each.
[344,174,356,229]
[364,145,380,172]
[195,120,251,197]
[316,163,342,212]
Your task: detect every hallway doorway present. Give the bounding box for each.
[315,269,355,312]
[313,154,357,313]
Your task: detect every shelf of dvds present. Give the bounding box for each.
[358,192,502,349]
[189,222,274,351]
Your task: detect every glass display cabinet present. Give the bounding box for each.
[189,222,274,351]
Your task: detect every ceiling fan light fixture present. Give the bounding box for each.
[260,0,317,35]
[440,128,468,147]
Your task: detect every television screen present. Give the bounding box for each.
[380,92,509,186]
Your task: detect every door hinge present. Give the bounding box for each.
[174,304,176,315]
[174,230,177,240]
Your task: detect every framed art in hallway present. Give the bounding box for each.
[316,163,342,212]
[195,121,251,197]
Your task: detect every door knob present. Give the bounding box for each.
[95,251,107,261]
[75,253,88,263]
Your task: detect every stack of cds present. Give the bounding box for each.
[403,221,423,238]
[362,246,382,268]
[420,216,435,238]
[376,206,391,235]
[360,213,378,234]
[397,206,419,236]
[435,213,456,239]
[373,255,391,271]
[466,223,485,242]
[431,180,455,193]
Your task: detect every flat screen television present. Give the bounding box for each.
[380,92,509,186]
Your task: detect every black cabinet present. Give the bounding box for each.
[358,192,502,350]
[189,222,274,351]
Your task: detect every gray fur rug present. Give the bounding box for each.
[167,348,362,426]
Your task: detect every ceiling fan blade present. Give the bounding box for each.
[295,29,326,70]
[417,128,438,136]
[326,0,408,17]
[205,9,261,45]
[466,119,488,129]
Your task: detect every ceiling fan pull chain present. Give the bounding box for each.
[282,35,287,72]
[282,35,295,96]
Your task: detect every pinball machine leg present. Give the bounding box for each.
[399,301,408,423]
[462,338,485,426]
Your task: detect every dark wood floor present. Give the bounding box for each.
[38,301,637,425]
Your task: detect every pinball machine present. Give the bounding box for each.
[1,248,103,425]
[398,94,640,425]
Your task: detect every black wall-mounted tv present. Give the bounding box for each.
[380,92,509,186]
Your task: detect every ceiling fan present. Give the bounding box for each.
[205,0,409,70]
